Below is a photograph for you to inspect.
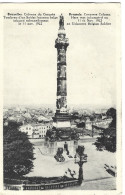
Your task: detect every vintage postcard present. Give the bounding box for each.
[0,2,121,194]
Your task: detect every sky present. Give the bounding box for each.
[3,3,119,108]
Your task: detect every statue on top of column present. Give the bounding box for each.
[59,14,64,30]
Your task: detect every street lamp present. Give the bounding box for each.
[75,145,88,185]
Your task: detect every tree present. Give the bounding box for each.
[106,107,116,118]
[94,108,116,152]
[3,121,35,178]
[106,107,116,128]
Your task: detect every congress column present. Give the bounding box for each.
[53,14,71,129]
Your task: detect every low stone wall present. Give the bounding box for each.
[4,184,23,190]
[4,179,79,190]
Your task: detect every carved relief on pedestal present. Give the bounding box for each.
[56,96,67,110]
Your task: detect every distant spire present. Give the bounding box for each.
[59,14,65,30]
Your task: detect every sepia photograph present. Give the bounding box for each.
[0,2,121,193]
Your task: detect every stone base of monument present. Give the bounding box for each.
[46,128,80,141]
[46,112,79,141]
[52,113,68,140]
[53,112,71,128]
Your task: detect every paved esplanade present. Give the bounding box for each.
[53,14,71,128]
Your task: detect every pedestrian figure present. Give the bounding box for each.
[67,150,69,155]
[64,141,68,151]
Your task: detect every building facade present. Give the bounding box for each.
[19,123,52,139]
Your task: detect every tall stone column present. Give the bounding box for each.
[53,14,71,129]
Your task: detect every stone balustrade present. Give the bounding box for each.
[4,179,79,191]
